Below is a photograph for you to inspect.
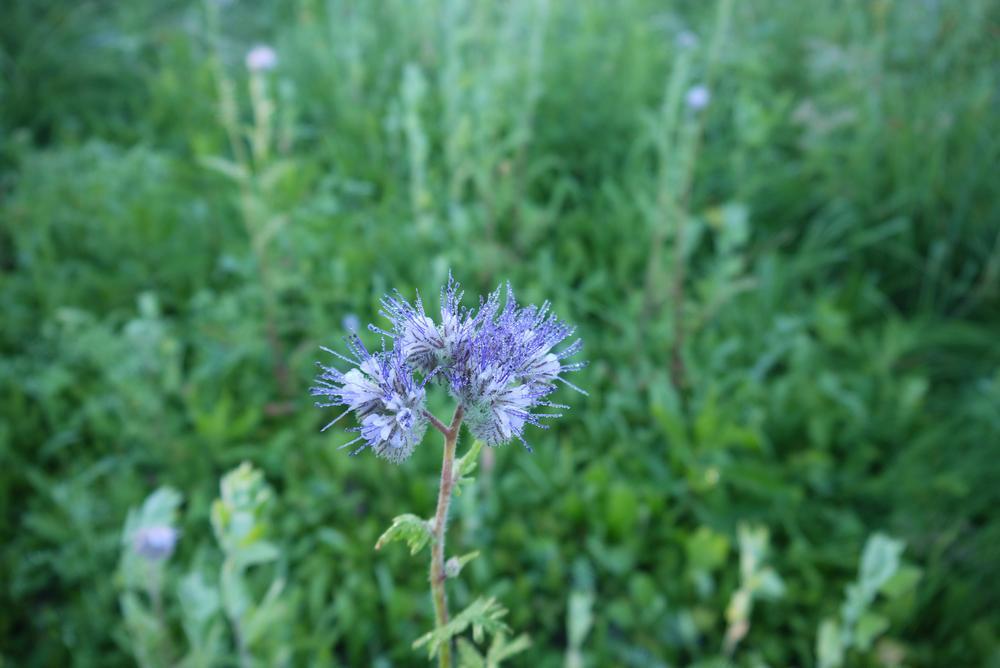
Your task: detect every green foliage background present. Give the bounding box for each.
[1,0,998,665]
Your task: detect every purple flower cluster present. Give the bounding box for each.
[312,277,584,461]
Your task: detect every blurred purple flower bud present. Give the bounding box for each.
[133,525,179,561]
[245,45,278,73]
[686,84,711,111]
[677,31,698,50]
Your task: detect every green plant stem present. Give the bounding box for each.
[429,404,464,668]
[220,560,253,668]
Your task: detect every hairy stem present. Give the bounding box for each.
[429,405,464,668]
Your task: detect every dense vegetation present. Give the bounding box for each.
[1,0,998,666]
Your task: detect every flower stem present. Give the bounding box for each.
[430,405,464,668]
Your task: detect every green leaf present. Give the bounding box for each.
[177,571,221,628]
[881,564,922,600]
[375,514,432,555]
[198,155,248,182]
[816,618,844,668]
[456,639,485,668]
[567,590,594,650]
[234,540,281,570]
[753,567,785,600]
[686,526,730,573]
[242,576,288,646]
[859,533,904,596]
[486,632,531,666]
[198,155,247,182]
[413,598,510,658]
[854,611,889,651]
[445,551,480,578]
[454,440,484,495]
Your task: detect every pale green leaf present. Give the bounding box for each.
[881,565,922,600]
[853,611,889,651]
[456,639,485,668]
[816,618,844,668]
[198,155,248,182]
[486,632,531,666]
[859,533,904,596]
[754,567,785,600]
[445,551,480,578]
[375,514,432,555]
[413,598,510,658]
[454,440,484,495]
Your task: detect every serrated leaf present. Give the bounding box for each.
[413,598,510,658]
[375,514,432,555]
[486,632,531,666]
[456,638,485,668]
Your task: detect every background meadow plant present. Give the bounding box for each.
[1,0,998,666]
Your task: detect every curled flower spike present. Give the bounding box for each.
[312,336,428,463]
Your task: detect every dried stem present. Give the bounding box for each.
[429,404,464,668]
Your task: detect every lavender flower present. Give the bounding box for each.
[312,336,428,462]
[686,84,711,111]
[377,276,476,374]
[133,525,179,561]
[245,45,278,73]
[677,31,699,50]
[447,284,585,449]
[312,277,585,457]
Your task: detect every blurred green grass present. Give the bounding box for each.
[1,0,998,665]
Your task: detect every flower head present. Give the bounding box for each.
[446,284,584,449]
[245,45,278,73]
[133,525,179,561]
[312,336,428,463]
[377,275,476,375]
[312,276,585,458]
[686,84,711,111]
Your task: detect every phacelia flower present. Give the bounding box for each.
[312,276,585,459]
[677,31,699,50]
[312,336,428,463]
[377,275,477,375]
[686,84,711,111]
[245,45,278,73]
[133,525,179,561]
[445,284,584,449]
